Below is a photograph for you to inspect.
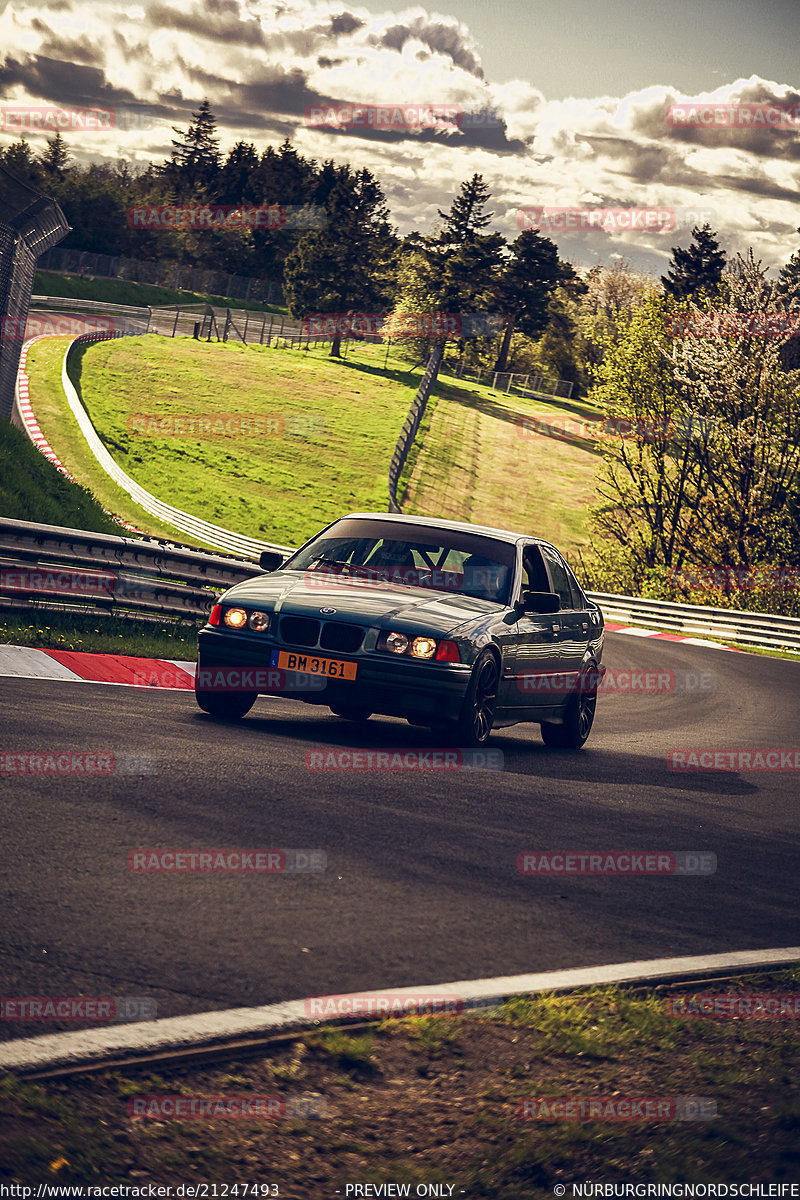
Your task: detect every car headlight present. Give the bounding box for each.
[223,607,248,629]
[411,636,437,659]
[378,630,449,659]
[248,611,271,632]
[384,631,409,654]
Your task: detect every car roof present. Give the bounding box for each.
[337,512,551,548]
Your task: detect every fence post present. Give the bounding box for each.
[243,313,249,343]
[172,308,180,338]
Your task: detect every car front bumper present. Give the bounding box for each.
[196,629,472,722]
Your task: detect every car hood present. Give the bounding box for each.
[220,570,501,633]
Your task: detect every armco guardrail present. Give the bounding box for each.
[588,590,800,652]
[2,517,798,651]
[388,346,443,513]
[31,296,151,323]
[0,518,264,622]
[54,331,294,559]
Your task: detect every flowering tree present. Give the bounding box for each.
[585,253,800,608]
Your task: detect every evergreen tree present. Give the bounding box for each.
[218,141,260,204]
[40,133,70,178]
[437,173,493,245]
[492,230,564,373]
[283,165,398,357]
[163,99,221,197]
[778,246,800,295]
[1,138,43,186]
[661,223,726,300]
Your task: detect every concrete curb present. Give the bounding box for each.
[2,947,797,1076]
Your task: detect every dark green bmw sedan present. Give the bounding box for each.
[196,512,605,748]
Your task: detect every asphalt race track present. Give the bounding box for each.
[1,631,798,1041]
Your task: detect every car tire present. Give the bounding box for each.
[439,649,499,747]
[329,704,373,722]
[540,668,597,750]
[195,683,257,720]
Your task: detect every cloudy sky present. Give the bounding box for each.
[0,0,798,274]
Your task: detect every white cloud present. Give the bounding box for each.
[0,0,797,268]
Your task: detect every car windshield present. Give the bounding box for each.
[287,518,516,604]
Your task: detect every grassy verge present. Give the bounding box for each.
[1,968,797,1193]
[21,338,191,542]
[402,370,602,561]
[34,271,288,315]
[23,331,599,558]
[0,609,200,659]
[28,336,426,548]
[0,419,126,534]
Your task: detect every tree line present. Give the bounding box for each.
[3,100,800,611]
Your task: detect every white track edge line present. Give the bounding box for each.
[2,946,798,1073]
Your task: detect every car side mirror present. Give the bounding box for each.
[518,590,561,614]
[259,550,285,572]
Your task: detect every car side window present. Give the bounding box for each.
[540,545,575,610]
[522,545,550,594]
[564,563,586,610]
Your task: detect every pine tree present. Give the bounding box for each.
[778,245,800,296]
[40,132,70,178]
[218,141,260,204]
[0,138,43,186]
[164,99,221,197]
[437,174,493,245]
[661,223,726,300]
[283,165,398,357]
[493,230,564,373]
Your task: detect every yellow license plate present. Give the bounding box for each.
[271,650,357,680]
